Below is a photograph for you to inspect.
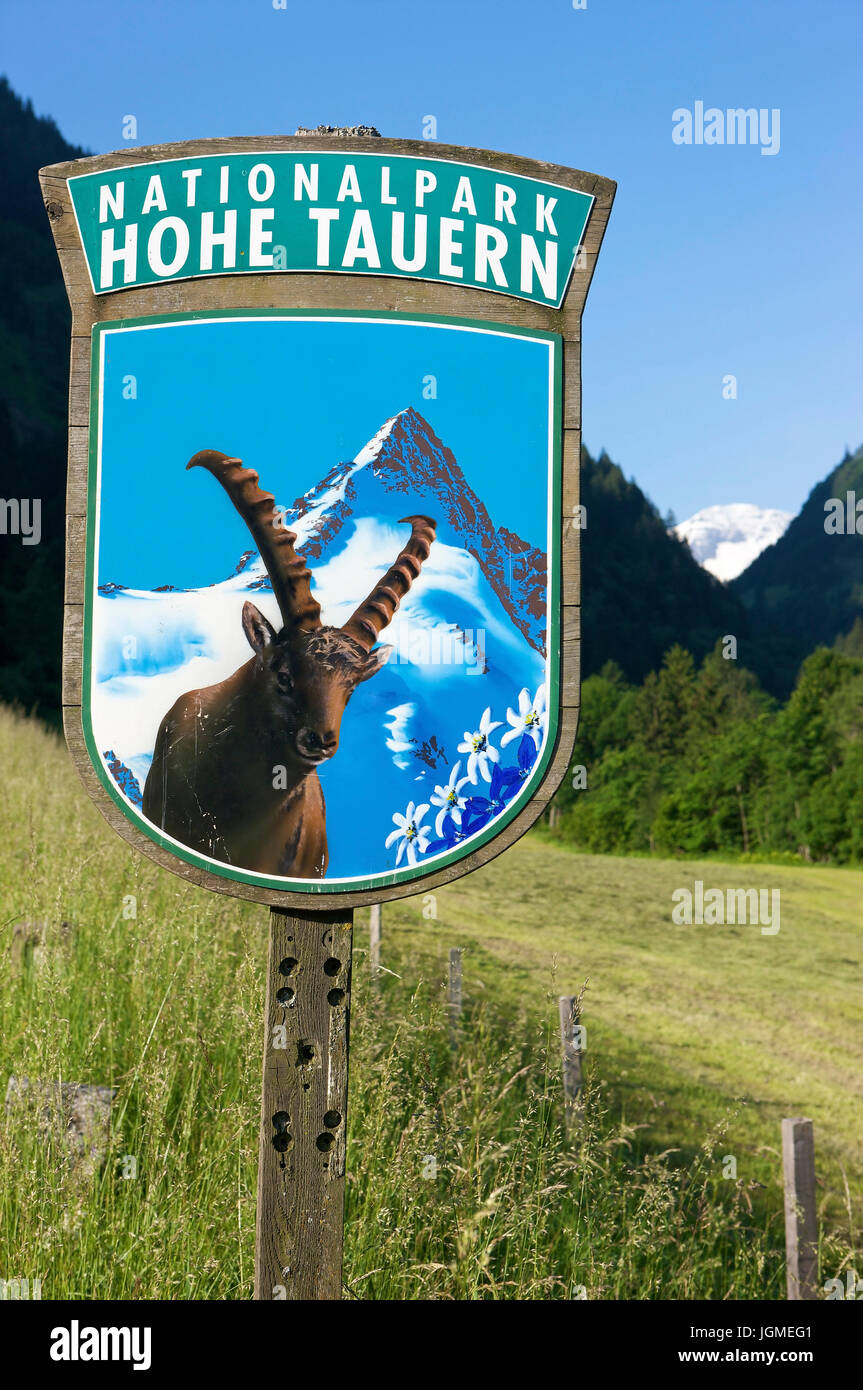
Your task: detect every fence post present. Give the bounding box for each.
[369,903,382,981]
[448,948,463,1048]
[782,1117,818,1300]
[558,995,584,1134]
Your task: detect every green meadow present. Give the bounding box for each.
[1,705,860,1300]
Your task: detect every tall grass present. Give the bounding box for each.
[345,956,858,1299]
[0,707,858,1298]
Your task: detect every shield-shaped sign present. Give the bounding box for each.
[41,136,614,907]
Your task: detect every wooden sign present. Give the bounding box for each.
[41,135,614,909]
[41,133,614,1298]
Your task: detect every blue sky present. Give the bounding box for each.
[97,316,552,588]
[4,0,861,520]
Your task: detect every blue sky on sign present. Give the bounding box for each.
[3,0,861,520]
[97,317,552,589]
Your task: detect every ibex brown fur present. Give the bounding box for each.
[142,450,436,877]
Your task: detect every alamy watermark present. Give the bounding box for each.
[824,491,863,535]
[50,1321,151,1371]
[388,619,486,674]
[0,497,41,545]
[672,102,780,156]
[1,1276,42,1299]
[824,1270,863,1300]
[672,880,780,935]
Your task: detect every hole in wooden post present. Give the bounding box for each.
[276,986,295,1005]
[323,1110,342,1129]
[296,1041,315,1066]
[316,1133,335,1152]
[271,1111,290,1131]
[327,988,345,1007]
[279,957,299,976]
[272,1132,293,1153]
[323,958,341,976]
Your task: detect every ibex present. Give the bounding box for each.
[142,449,436,878]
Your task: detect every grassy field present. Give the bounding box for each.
[1,704,861,1299]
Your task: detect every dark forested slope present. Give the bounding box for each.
[0,78,87,717]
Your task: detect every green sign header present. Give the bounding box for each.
[67,151,594,308]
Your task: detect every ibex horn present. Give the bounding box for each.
[342,515,436,651]
[187,450,322,632]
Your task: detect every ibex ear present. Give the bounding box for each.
[242,601,277,655]
[358,644,393,683]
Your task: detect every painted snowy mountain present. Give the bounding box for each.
[277,407,546,654]
[91,408,548,880]
[673,504,792,582]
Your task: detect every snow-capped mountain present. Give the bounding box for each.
[276,407,547,654]
[673,504,792,582]
[92,408,548,880]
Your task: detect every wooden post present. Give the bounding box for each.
[558,995,584,1134]
[781,1117,818,1301]
[448,948,463,1048]
[255,907,353,1301]
[369,903,382,981]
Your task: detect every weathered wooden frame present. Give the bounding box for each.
[40,135,615,909]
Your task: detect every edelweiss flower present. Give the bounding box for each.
[501,685,547,750]
[457,707,503,784]
[429,760,472,836]
[385,801,432,867]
